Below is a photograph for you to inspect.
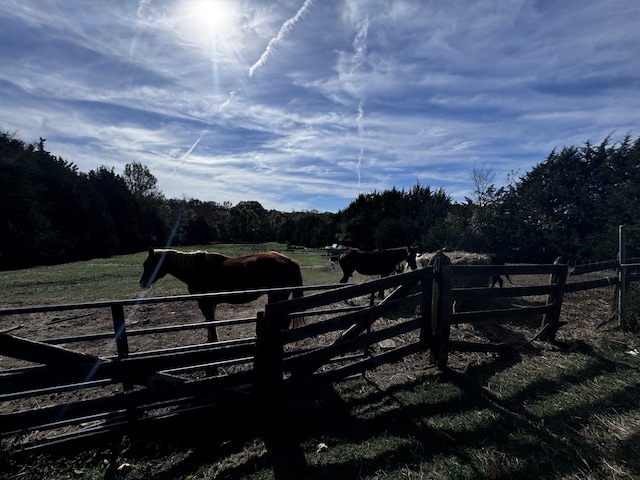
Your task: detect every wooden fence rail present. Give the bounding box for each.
[0,254,632,452]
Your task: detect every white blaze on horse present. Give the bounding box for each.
[139,248,304,342]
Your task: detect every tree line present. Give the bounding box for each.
[1,129,639,270]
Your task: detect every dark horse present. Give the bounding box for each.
[139,248,304,342]
[338,246,418,296]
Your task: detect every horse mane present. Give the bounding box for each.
[153,249,228,284]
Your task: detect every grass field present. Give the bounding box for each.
[0,243,338,306]
[1,244,640,479]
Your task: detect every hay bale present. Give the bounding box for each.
[417,251,493,288]
[418,250,514,313]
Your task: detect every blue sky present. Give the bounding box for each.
[1,1,638,212]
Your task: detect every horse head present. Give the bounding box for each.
[405,246,418,271]
[139,248,168,289]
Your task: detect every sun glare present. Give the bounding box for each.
[179,0,240,44]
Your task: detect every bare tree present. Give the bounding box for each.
[471,164,495,207]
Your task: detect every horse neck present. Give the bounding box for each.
[163,251,196,284]
[390,248,408,262]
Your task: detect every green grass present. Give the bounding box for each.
[0,253,149,305]
[0,243,339,306]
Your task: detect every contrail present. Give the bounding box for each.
[248,0,314,77]
[351,16,369,73]
[167,135,203,179]
[219,92,235,112]
[352,17,369,188]
[349,15,369,187]
[356,101,364,187]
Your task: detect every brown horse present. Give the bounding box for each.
[338,246,418,296]
[139,248,304,342]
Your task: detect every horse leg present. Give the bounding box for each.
[197,299,218,343]
[339,268,352,283]
[377,274,389,298]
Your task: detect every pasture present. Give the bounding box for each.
[1,243,640,479]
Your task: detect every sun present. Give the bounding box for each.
[178,0,241,45]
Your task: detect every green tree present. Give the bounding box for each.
[123,162,163,200]
[496,136,640,261]
[336,183,451,250]
[123,162,169,248]
[87,166,140,253]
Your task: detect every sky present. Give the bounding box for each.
[1,1,639,213]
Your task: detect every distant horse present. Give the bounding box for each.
[488,254,512,288]
[338,246,418,296]
[139,248,304,342]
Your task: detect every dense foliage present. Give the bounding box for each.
[1,130,639,269]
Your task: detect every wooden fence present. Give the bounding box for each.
[0,254,633,453]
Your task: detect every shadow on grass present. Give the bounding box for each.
[5,338,639,480]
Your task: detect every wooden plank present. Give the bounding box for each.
[45,318,257,345]
[451,304,552,324]
[541,258,569,341]
[565,277,618,292]
[0,341,256,396]
[111,304,129,361]
[285,318,420,382]
[253,311,284,408]
[450,264,560,276]
[438,261,453,368]
[430,252,452,368]
[0,333,102,366]
[1,369,254,436]
[267,268,429,318]
[0,284,341,317]
[420,275,433,349]
[11,400,228,455]
[297,342,424,388]
[452,284,554,300]
[281,292,422,344]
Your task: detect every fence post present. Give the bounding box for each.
[420,274,433,350]
[254,310,283,407]
[110,304,129,358]
[111,304,135,423]
[540,256,568,342]
[617,225,631,329]
[429,252,452,368]
[254,309,307,476]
